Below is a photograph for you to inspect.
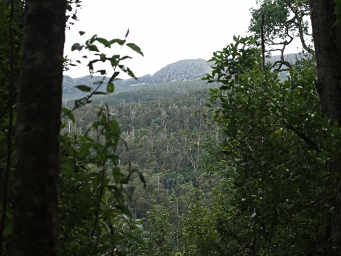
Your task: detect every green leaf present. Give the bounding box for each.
[118,65,126,72]
[99,53,106,62]
[62,107,75,122]
[108,71,120,83]
[112,71,120,80]
[93,91,107,95]
[126,67,137,79]
[79,31,85,36]
[75,84,92,92]
[87,44,99,52]
[110,55,119,67]
[120,55,132,61]
[109,39,126,46]
[125,29,130,38]
[108,72,120,84]
[88,34,98,44]
[112,167,121,183]
[71,43,83,51]
[109,119,120,135]
[106,82,114,93]
[126,43,144,56]
[88,62,94,72]
[96,37,111,47]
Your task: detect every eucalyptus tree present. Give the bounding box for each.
[249,0,313,70]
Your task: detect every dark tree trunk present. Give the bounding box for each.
[310,0,341,121]
[10,1,66,256]
[310,0,341,254]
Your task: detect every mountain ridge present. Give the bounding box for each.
[63,53,307,100]
[63,58,211,100]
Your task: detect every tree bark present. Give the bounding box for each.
[310,0,341,122]
[310,0,341,253]
[11,1,66,256]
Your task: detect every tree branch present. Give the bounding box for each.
[284,122,321,152]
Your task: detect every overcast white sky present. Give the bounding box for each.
[64,0,258,78]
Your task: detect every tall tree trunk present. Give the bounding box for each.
[310,0,341,121]
[310,0,341,253]
[10,1,66,256]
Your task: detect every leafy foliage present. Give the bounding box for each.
[197,35,341,255]
[68,31,143,109]
[58,30,146,255]
[59,105,144,256]
[0,2,146,252]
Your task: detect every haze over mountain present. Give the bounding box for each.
[63,53,307,100]
[63,58,211,100]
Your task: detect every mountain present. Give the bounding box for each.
[152,58,211,83]
[62,54,308,100]
[62,58,211,100]
[116,58,211,86]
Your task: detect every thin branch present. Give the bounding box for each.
[261,12,266,72]
[288,4,315,55]
[272,60,292,71]
[284,122,321,152]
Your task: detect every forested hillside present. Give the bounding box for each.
[61,78,227,255]
[65,79,220,217]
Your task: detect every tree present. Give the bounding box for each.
[203,36,331,255]
[249,0,313,70]
[0,1,146,255]
[194,1,341,254]
[310,0,341,122]
[310,0,341,252]
[10,1,67,255]
[0,0,24,254]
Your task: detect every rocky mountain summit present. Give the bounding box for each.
[151,58,211,83]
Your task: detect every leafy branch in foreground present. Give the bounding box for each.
[58,33,146,256]
[68,30,143,110]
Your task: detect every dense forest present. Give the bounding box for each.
[1,0,341,256]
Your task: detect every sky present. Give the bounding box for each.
[64,0,258,78]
